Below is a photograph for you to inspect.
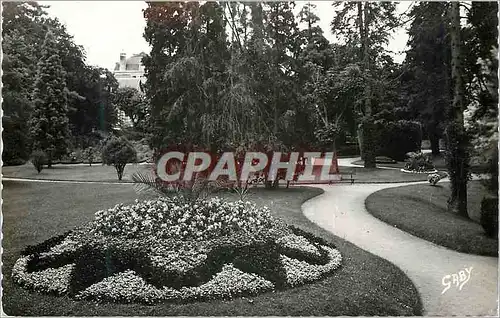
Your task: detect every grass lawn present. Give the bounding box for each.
[2,181,422,316]
[2,163,154,182]
[4,162,430,184]
[336,166,429,183]
[352,156,488,174]
[365,181,498,257]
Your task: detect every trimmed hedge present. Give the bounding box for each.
[375,120,422,161]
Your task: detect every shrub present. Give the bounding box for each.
[376,120,422,161]
[30,150,47,173]
[101,136,137,180]
[404,152,435,172]
[480,196,498,238]
[336,144,360,157]
[3,157,27,166]
[91,197,276,241]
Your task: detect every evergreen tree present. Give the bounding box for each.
[403,2,451,156]
[28,30,71,167]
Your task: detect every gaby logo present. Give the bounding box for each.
[441,267,473,294]
[155,151,339,183]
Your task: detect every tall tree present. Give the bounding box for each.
[2,2,47,164]
[331,2,398,167]
[403,2,451,156]
[445,2,470,217]
[143,2,229,150]
[28,30,71,167]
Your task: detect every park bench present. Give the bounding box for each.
[334,169,356,185]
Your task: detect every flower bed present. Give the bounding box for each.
[402,152,436,173]
[12,197,342,304]
[400,168,438,174]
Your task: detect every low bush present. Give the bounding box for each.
[336,144,360,157]
[30,150,48,173]
[480,196,498,238]
[3,157,27,166]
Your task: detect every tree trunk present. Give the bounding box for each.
[357,125,363,159]
[360,3,376,168]
[447,2,469,218]
[116,164,125,181]
[429,131,440,156]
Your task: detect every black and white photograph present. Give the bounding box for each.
[1,1,498,316]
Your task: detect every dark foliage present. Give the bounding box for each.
[376,120,422,161]
[480,196,499,238]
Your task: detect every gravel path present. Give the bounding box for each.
[302,182,498,316]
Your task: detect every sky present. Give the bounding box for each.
[40,1,412,71]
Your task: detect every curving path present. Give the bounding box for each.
[302,182,498,316]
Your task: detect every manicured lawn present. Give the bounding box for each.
[336,166,429,183]
[4,163,430,183]
[365,181,498,256]
[2,181,423,316]
[352,156,488,174]
[2,163,153,182]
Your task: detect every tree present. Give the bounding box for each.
[102,136,137,180]
[445,2,470,217]
[2,2,102,162]
[28,30,71,167]
[403,2,451,156]
[113,87,149,129]
[331,2,399,168]
[68,66,119,142]
[143,2,230,150]
[30,150,47,173]
[2,2,47,164]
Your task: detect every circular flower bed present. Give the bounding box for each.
[12,196,342,304]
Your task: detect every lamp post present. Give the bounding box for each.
[99,74,107,132]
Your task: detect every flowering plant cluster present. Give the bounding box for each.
[12,256,74,295]
[281,247,342,287]
[403,152,436,173]
[276,234,321,258]
[91,197,275,241]
[427,172,447,186]
[12,197,343,305]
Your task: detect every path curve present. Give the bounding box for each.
[302,182,498,316]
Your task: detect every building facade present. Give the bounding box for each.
[113,52,147,90]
